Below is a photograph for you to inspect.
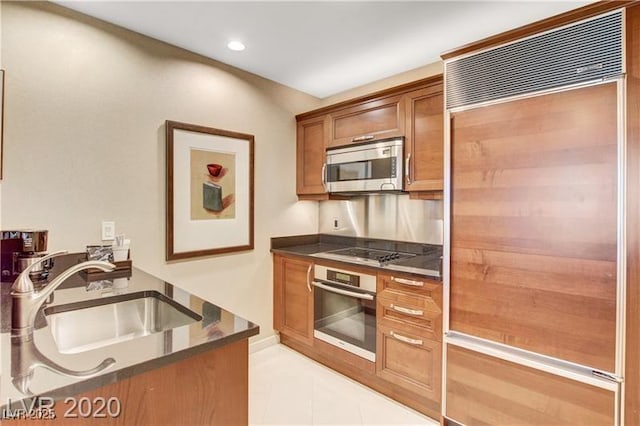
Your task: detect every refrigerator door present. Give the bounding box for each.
[447,81,620,374]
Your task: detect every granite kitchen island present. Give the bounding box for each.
[0,256,258,425]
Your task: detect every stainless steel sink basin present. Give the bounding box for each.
[44,291,202,354]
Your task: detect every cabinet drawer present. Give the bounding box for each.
[378,272,442,302]
[378,295,441,341]
[329,95,405,147]
[376,323,441,403]
[446,345,616,425]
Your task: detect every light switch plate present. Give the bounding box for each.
[101,221,115,241]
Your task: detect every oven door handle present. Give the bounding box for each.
[312,281,374,300]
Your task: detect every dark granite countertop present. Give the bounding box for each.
[271,234,443,280]
[0,255,259,408]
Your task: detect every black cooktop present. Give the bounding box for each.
[324,247,416,264]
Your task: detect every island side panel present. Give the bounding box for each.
[9,339,249,425]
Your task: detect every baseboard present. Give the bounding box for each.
[249,334,280,354]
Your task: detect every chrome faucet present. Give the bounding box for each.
[10,251,115,339]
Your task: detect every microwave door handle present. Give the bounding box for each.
[312,281,374,300]
[405,153,411,186]
[352,135,375,142]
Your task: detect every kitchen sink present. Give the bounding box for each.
[44,291,202,354]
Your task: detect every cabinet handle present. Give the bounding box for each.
[306,264,313,292]
[390,304,423,316]
[313,281,374,300]
[391,276,424,287]
[352,135,375,142]
[405,153,412,186]
[321,163,327,192]
[390,331,423,346]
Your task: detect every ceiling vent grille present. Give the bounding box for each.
[445,11,623,109]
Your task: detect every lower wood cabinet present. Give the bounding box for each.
[376,271,443,411]
[377,323,442,404]
[9,339,250,425]
[273,254,444,419]
[445,345,617,425]
[273,254,314,345]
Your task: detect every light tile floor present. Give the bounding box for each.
[250,344,439,426]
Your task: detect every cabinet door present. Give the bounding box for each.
[377,323,441,404]
[404,84,443,192]
[450,82,618,372]
[273,255,314,345]
[329,95,405,147]
[446,345,616,425]
[296,116,328,196]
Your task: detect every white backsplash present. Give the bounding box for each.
[318,194,443,245]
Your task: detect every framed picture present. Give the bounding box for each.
[166,120,254,260]
[0,69,5,180]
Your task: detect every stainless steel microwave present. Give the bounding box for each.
[325,138,403,193]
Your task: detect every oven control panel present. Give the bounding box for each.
[327,269,360,288]
[315,265,377,293]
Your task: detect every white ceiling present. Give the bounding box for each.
[56,1,592,98]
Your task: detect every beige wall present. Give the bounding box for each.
[319,61,443,107]
[1,1,322,342]
[1,1,442,344]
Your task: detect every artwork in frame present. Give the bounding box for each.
[166,120,254,260]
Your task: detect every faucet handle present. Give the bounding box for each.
[11,250,68,294]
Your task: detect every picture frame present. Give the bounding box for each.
[0,70,5,180]
[166,120,254,261]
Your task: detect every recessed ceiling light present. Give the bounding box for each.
[227,41,245,52]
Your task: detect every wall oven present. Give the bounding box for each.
[313,265,377,362]
[325,138,403,193]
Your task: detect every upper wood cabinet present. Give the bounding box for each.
[404,85,443,193]
[295,75,444,200]
[296,116,328,197]
[273,254,314,346]
[328,94,405,148]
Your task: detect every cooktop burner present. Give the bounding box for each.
[319,247,416,266]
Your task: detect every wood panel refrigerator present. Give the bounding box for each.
[442,10,627,425]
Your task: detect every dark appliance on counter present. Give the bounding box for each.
[312,245,442,278]
[313,264,377,361]
[325,138,404,193]
[1,229,51,282]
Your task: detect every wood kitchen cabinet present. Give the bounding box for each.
[377,323,441,404]
[328,94,405,148]
[296,116,329,198]
[272,253,443,419]
[273,254,314,345]
[377,271,443,411]
[295,74,444,200]
[446,345,616,425]
[404,84,444,195]
[9,340,250,425]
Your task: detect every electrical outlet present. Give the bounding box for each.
[332,217,339,230]
[101,221,115,241]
